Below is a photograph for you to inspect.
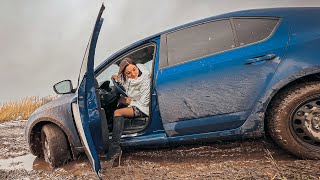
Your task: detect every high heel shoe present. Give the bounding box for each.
[106,116,124,166]
[112,150,122,167]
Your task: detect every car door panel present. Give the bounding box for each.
[73,4,107,176]
[156,18,289,136]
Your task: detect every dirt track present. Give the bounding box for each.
[1,120,320,180]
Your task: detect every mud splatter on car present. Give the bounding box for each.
[1,120,320,179]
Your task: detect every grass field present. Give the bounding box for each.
[0,96,56,122]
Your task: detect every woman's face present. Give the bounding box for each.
[124,64,139,79]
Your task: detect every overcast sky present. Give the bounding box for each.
[1,0,320,104]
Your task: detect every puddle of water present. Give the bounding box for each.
[61,158,89,176]
[0,154,90,175]
[33,158,54,171]
[0,154,36,171]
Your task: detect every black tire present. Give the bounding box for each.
[41,124,71,167]
[266,81,320,159]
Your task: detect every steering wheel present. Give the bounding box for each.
[111,77,127,97]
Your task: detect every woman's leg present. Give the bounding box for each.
[114,107,134,117]
[108,107,134,163]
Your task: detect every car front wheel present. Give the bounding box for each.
[267,81,320,159]
[41,124,71,167]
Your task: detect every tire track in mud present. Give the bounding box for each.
[1,120,320,179]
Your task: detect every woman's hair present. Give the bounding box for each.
[119,57,136,82]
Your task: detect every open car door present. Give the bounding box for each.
[72,4,109,177]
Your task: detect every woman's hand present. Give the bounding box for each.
[118,97,131,106]
[125,97,131,104]
[111,74,119,81]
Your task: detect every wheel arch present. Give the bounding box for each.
[28,117,81,159]
[265,72,320,126]
[240,70,320,136]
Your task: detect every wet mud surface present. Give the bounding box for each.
[1,120,320,179]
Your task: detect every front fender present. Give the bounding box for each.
[25,94,83,158]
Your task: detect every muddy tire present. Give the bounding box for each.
[41,124,71,167]
[266,81,320,159]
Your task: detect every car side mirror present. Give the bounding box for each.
[53,80,73,94]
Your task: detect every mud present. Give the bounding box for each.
[1,120,320,179]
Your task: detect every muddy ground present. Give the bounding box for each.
[0,120,320,180]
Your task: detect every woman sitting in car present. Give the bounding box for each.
[108,57,151,163]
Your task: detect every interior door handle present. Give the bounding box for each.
[245,54,276,64]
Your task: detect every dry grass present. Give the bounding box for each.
[0,96,57,122]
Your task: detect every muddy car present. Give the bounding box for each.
[26,4,320,176]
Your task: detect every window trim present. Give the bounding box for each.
[230,18,239,46]
[161,16,281,69]
[159,34,168,69]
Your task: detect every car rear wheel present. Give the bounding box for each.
[266,81,320,159]
[41,124,71,167]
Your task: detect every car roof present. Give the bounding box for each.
[95,7,320,72]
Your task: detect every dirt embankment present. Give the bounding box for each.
[1,120,320,180]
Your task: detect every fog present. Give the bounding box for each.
[1,0,320,103]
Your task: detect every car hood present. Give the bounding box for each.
[30,93,76,117]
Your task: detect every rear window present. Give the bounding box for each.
[166,19,236,67]
[233,18,279,46]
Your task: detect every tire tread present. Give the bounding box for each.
[266,81,320,159]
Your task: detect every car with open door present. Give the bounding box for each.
[26,4,320,177]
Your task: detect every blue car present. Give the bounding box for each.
[26,4,320,176]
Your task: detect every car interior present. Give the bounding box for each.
[95,44,156,134]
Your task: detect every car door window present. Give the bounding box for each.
[166,19,236,67]
[96,44,155,86]
[233,18,279,46]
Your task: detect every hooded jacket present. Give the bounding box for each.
[122,64,151,116]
